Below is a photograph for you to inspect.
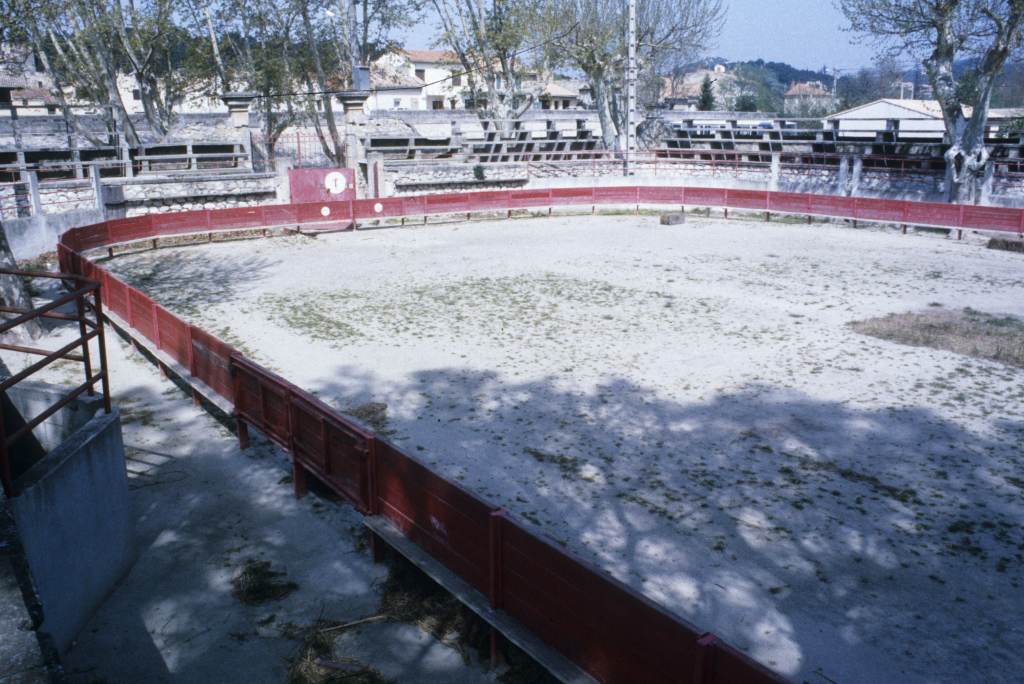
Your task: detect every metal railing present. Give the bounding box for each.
[0,269,111,496]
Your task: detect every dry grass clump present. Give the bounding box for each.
[851,307,1024,368]
[377,555,557,683]
[286,620,389,684]
[378,555,487,659]
[230,559,299,605]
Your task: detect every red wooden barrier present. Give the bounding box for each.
[128,289,158,343]
[374,440,493,594]
[60,185,1024,684]
[682,187,728,208]
[553,187,598,204]
[189,326,234,400]
[725,189,768,210]
[155,304,191,367]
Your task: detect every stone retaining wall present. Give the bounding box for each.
[106,173,281,217]
[380,159,1023,207]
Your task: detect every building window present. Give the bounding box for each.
[415,68,425,81]
[432,99,443,110]
[393,98,402,109]
[452,73,461,86]
[132,89,141,101]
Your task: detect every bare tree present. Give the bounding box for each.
[839,0,1024,203]
[543,0,724,150]
[432,0,541,134]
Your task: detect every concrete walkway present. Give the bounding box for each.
[38,330,496,683]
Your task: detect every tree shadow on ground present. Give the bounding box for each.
[317,366,1024,683]
[60,349,495,684]
[104,246,281,317]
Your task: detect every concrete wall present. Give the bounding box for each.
[0,504,56,684]
[2,208,105,260]
[6,382,105,452]
[10,409,133,652]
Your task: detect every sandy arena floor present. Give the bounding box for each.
[106,213,1024,683]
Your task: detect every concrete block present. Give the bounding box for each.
[660,213,686,225]
[7,381,104,452]
[10,409,133,652]
[988,237,1024,253]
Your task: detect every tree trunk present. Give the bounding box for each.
[205,6,228,92]
[591,76,619,150]
[300,0,345,166]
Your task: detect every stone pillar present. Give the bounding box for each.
[837,155,850,196]
[26,171,43,216]
[91,163,105,212]
[851,154,863,197]
[220,92,257,128]
[367,153,385,198]
[451,120,464,158]
[221,93,258,170]
[769,153,781,192]
[335,91,370,196]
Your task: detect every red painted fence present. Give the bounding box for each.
[57,187,1023,684]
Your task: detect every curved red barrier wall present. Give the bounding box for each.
[60,187,1018,684]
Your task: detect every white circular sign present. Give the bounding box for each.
[320,206,331,217]
[324,171,348,195]
[374,202,384,213]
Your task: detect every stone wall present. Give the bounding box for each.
[379,159,1024,207]
[386,162,530,195]
[38,181,97,215]
[106,173,281,217]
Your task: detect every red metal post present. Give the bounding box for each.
[74,293,95,395]
[489,510,504,609]
[93,287,112,413]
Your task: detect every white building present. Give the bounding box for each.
[368,49,469,112]
[825,99,1023,139]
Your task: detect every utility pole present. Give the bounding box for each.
[349,0,360,86]
[625,0,638,175]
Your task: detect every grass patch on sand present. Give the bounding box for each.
[851,307,1024,368]
[231,559,299,605]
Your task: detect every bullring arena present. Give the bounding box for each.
[46,188,1023,683]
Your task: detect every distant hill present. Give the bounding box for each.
[678,58,833,112]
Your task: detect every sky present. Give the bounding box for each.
[716,0,879,70]
[399,1,882,72]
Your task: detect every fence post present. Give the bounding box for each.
[693,633,720,684]
[489,510,504,610]
[366,436,379,516]
[229,359,249,450]
[91,163,105,214]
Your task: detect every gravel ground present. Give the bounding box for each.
[107,213,1024,683]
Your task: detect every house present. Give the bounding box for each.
[825,98,1022,139]
[0,48,60,116]
[536,82,580,110]
[783,81,834,116]
[369,49,470,111]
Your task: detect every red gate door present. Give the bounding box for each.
[288,168,356,203]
